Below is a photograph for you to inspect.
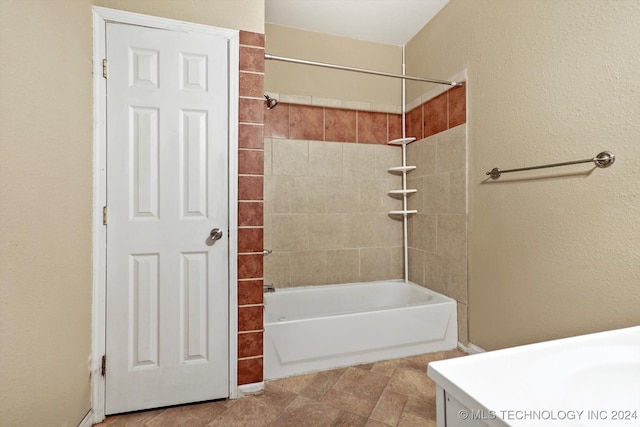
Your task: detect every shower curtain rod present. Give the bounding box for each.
[265,54,462,87]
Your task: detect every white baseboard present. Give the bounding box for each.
[237,382,265,397]
[78,410,94,427]
[458,341,486,354]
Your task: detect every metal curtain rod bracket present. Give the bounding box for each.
[486,151,615,180]
[264,54,462,87]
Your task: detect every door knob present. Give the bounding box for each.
[209,228,223,241]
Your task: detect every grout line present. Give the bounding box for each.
[237,355,263,361]
[240,70,265,76]
[238,147,265,151]
[239,44,265,50]
[238,329,264,334]
[322,107,326,142]
[287,103,291,139]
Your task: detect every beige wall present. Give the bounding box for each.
[0,1,93,425]
[0,1,263,425]
[93,0,264,33]
[264,139,403,286]
[407,0,640,350]
[265,24,403,108]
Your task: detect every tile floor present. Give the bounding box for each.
[95,349,466,427]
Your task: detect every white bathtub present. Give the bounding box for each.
[428,326,640,427]
[264,280,458,380]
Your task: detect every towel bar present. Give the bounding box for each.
[486,151,615,180]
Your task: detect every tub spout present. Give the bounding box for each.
[264,283,275,293]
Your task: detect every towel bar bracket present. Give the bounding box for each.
[593,151,615,169]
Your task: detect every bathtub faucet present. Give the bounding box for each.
[263,283,275,293]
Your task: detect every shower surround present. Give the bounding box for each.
[406,82,469,344]
[263,82,468,344]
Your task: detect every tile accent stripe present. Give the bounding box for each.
[265,103,403,145]
[407,82,467,140]
[238,30,265,386]
[264,82,465,145]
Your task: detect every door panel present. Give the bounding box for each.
[105,22,230,414]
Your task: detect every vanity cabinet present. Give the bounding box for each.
[436,386,490,427]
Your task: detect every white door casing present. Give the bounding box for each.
[91,8,239,418]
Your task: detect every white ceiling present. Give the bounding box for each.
[265,0,450,46]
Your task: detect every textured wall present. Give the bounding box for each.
[265,24,402,108]
[0,1,264,425]
[94,0,264,33]
[0,1,93,425]
[406,0,640,350]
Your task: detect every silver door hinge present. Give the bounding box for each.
[102,58,108,79]
[103,206,108,225]
[101,355,106,376]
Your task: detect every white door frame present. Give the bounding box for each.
[90,6,238,423]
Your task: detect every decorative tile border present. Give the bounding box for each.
[238,30,265,386]
[264,69,466,145]
[266,92,402,114]
[406,81,467,140]
[406,69,468,112]
[264,103,403,145]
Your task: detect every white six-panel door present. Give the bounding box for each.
[105,22,230,414]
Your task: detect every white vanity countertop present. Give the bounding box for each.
[428,326,640,427]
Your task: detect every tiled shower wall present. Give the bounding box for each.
[263,105,405,287]
[237,31,265,385]
[261,82,468,343]
[405,83,469,344]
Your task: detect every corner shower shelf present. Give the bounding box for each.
[387,166,416,173]
[388,189,417,195]
[387,136,419,219]
[387,137,417,146]
[389,210,418,215]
